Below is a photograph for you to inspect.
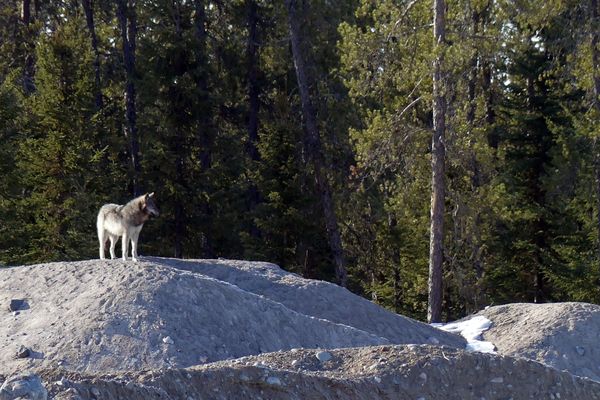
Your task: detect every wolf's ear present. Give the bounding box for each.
[148,192,155,197]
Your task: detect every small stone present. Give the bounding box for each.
[291,359,299,367]
[90,387,100,398]
[162,336,174,345]
[490,377,503,383]
[419,372,427,383]
[575,346,585,356]
[55,377,69,387]
[373,376,382,383]
[265,376,282,386]
[0,373,47,400]
[199,356,208,363]
[15,345,30,359]
[9,299,25,312]
[316,351,332,362]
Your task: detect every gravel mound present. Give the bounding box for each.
[0,258,462,375]
[154,257,465,347]
[480,302,600,382]
[39,345,600,400]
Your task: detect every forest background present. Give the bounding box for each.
[1,0,600,322]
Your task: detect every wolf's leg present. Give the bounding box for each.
[131,230,140,261]
[109,235,117,259]
[131,235,139,262]
[122,232,129,261]
[98,229,106,260]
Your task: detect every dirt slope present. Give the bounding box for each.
[480,302,600,382]
[0,258,462,375]
[40,345,600,400]
[154,257,463,346]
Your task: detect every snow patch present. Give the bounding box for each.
[432,316,496,354]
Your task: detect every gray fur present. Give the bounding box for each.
[97,193,159,261]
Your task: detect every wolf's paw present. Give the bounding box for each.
[132,257,139,262]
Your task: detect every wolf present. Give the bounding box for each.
[97,192,160,262]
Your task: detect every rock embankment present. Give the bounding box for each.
[40,345,600,400]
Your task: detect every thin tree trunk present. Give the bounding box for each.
[193,0,214,258]
[174,129,185,258]
[285,0,347,287]
[116,0,141,196]
[21,0,30,22]
[172,4,185,259]
[389,213,402,313]
[466,10,484,307]
[82,0,103,110]
[428,0,446,323]
[22,0,35,94]
[591,0,600,264]
[246,0,261,239]
[193,0,211,172]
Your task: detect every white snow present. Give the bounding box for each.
[432,316,496,354]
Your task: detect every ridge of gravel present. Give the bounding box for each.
[0,258,462,375]
[479,302,600,382]
[38,345,600,400]
[149,257,465,348]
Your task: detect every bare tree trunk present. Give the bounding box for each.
[82,0,103,110]
[21,0,30,22]
[246,0,261,239]
[193,0,214,258]
[116,0,141,196]
[172,4,185,259]
[285,0,347,287]
[466,10,484,308]
[174,129,185,258]
[389,213,402,312]
[428,0,447,323]
[22,0,35,94]
[591,0,600,264]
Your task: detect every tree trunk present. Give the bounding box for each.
[174,128,185,258]
[285,0,347,287]
[21,0,30,22]
[466,10,484,306]
[193,0,214,258]
[428,0,446,323]
[591,0,600,264]
[116,0,141,196]
[22,0,35,94]
[172,5,185,259]
[81,0,103,110]
[246,0,261,239]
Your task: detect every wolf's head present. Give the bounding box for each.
[143,192,160,217]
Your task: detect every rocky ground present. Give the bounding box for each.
[479,302,600,382]
[1,258,600,399]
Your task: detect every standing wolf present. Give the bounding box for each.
[97,193,160,262]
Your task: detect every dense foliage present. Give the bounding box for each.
[0,0,599,321]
